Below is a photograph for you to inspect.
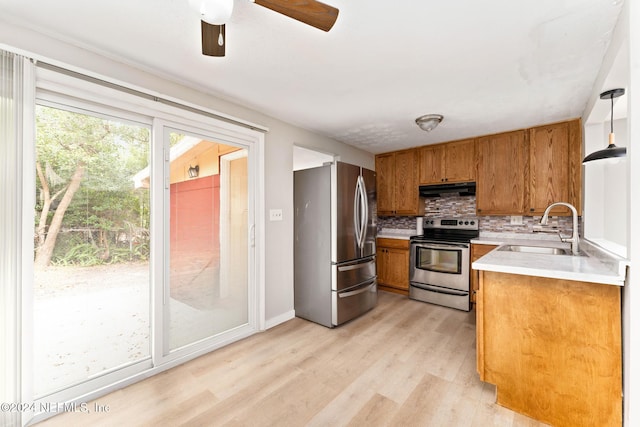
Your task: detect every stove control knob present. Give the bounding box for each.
[458,220,463,225]
[470,221,475,225]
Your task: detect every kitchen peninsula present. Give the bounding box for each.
[472,239,626,427]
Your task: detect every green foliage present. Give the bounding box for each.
[52,242,101,267]
[50,231,150,266]
[36,104,152,265]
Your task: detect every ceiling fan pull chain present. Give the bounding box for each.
[218,32,224,46]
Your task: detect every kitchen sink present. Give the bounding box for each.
[497,245,579,255]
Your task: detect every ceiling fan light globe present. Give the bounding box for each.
[190,0,234,25]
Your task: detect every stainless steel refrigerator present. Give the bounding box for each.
[294,161,377,328]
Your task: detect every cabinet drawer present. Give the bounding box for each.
[377,238,410,249]
[332,280,377,326]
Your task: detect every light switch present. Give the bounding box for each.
[510,215,523,225]
[269,209,283,221]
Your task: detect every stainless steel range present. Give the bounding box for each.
[409,217,479,311]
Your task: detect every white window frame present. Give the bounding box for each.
[24,66,266,425]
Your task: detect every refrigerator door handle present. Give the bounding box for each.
[359,175,368,248]
[353,178,362,247]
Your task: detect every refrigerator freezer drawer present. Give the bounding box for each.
[409,282,470,312]
[332,280,377,326]
[333,256,376,291]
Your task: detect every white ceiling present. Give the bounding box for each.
[0,0,624,154]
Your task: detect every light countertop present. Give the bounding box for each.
[377,228,415,240]
[472,234,628,286]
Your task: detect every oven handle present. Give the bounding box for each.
[412,242,469,250]
[410,282,468,296]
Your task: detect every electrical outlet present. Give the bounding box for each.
[510,215,523,225]
[269,209,283,221]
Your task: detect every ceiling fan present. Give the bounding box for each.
[189,0,340,57]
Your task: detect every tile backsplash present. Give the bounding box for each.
[377,194,578,236]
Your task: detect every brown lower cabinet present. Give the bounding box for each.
[470,243,498,303]
[476,271,622,427]
[376,238,410,295]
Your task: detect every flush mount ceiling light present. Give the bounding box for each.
[583,88,627,163]
[415,114,444,132]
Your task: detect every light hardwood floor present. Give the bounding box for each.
[37,291,547,427]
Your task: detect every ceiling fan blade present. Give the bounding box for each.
[254,0,339,32]
[201,21,225,57]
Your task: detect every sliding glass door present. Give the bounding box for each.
[25,69,260,418]
[32,102,152,398]
[164,128,249,354]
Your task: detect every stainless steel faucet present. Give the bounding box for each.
[540,202,580,255]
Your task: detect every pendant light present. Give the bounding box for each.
[583,88,627,163]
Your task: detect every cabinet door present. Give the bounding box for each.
[444,138,476,183]
[376,247,388,284]
[419,145,445,184]
[386,248,409,290]
[376,239,410,292]
[476,130,528,215]
[394,149,419,215]
[375,153,395,215]
[528,120,581,215]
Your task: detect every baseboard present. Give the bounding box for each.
[378,284,409,296]
[265,310,296,329]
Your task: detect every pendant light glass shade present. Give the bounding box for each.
[189,0,234,25]
[583,88,627,163]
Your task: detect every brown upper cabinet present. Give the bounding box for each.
[376,118,582,217]
[419,138,476,185]
[527,119,582,216]
[376,149,423,216]
[476,130,528,215]
[476,119,582,216]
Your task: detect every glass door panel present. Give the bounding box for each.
[166,131,248,352]
[416,246,462,274]
[33,103,151,397]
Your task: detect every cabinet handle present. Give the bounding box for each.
[530,208,535,212]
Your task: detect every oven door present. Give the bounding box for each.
[410,241,470,292]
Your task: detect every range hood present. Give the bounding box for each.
[419,182,476,197]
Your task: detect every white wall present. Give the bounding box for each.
[602,119,628,248]
[583,118,628,252]
[626,0,640,425]
[0,22,375,326]
[582,122,606,238]
[582,1,640,425]
[293,146,334,171]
